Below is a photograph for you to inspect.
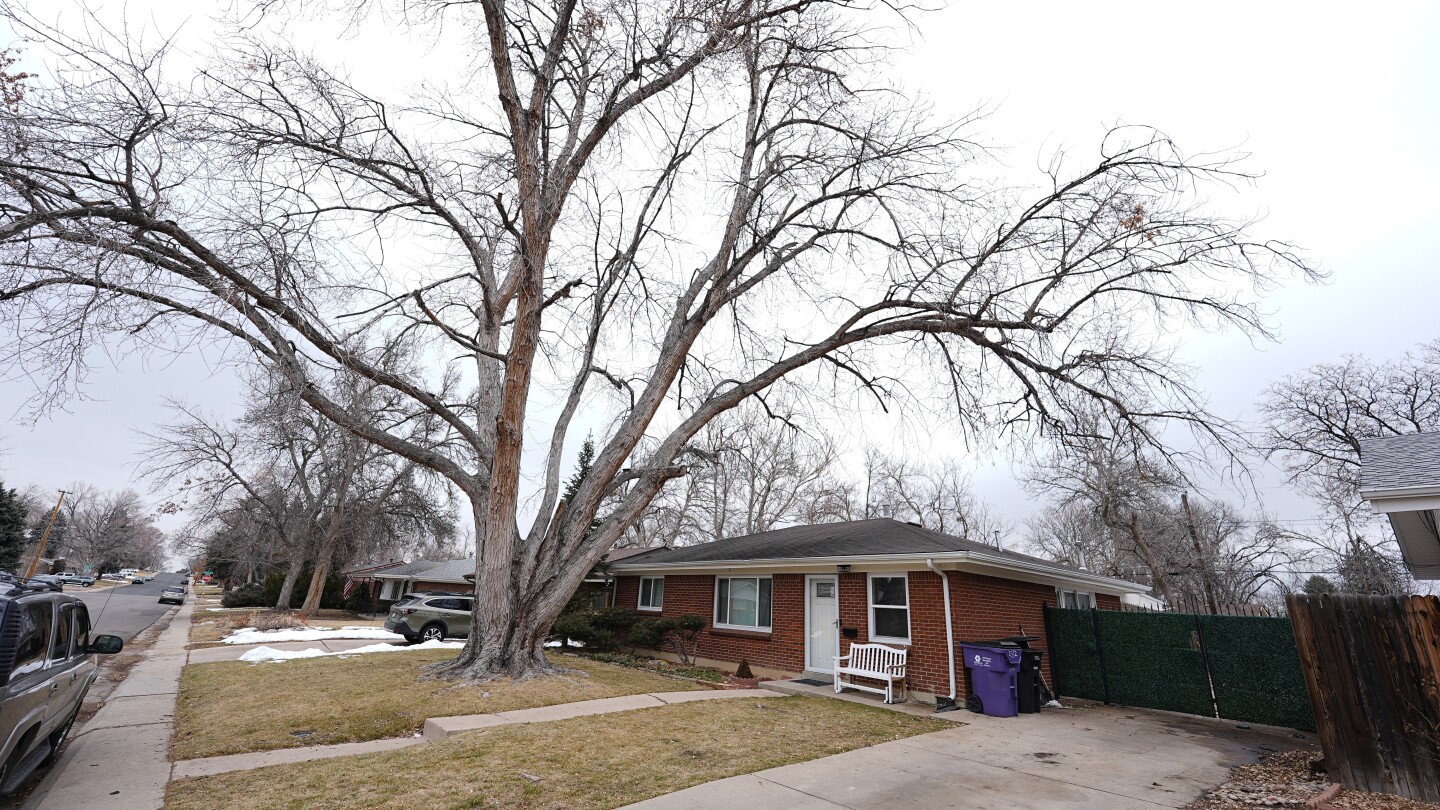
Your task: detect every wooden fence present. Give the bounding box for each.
[1287,594,1440,802]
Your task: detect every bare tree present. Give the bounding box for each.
[141,368,457,613]
[1257,339,1437,592]
[1024,442,1298,611]
[45,484,166,572]
[861,451,1007,543]
[1260,338,1440,505]
[623,402,849,547]
[0,0,1311,680]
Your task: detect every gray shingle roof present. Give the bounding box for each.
[1361,432,1440,492]
[371,558,475,582]
[612,518,1094,579]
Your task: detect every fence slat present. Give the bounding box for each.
[1286,594,1440,802]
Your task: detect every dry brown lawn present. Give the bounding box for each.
[172,651,690,760]
[166,695,948,810]
[187,611,383,646]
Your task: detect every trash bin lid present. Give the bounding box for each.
[960,644,1022,670]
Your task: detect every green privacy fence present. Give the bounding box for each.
[1044,607,1316,731]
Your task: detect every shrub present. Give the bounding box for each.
[735,659,754,679]
[249,609,305,632]
[629,618,665,651]
[630,614,706,665]
[221,583,267,609]
[550,612,595,648]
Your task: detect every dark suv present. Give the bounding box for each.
[0,578,122,793]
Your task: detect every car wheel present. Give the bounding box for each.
[418,624,445,643]
[40,707,79,767]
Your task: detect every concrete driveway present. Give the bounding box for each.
[624,701,1311,809]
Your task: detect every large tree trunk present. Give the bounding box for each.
[299,516,343,617]
[274,555,305,610]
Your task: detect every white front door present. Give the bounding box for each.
[806,575,839,672]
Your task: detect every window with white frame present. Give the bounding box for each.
[1057,589,1094,609]
[714,576,772,630]
[868,574,910,643]
[638,576,664,611]
[380,579,402,601]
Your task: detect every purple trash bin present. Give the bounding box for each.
[960,644,1022,717]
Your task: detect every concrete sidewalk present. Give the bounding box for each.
[26,600,193,810]
[623,701,1311,809]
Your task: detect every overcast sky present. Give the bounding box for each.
[2,0,1437,546]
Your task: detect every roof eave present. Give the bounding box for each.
[613,550,1148,594]
[1360,485,1440,513]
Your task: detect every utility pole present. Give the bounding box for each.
[24,490,68,580]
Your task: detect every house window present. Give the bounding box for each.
[868,574,910,643]
[1058,589,1094,609]
[638,576,664,611]
[380,579,402,601]
[715,576,772,630]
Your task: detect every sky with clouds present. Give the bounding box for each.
[2,0,1436,553]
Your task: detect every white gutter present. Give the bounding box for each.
[926,558,957,704]
[614,551,1147,593]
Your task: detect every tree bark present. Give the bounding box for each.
[1180,492,1221,614]
[274,555,305,610]
[298,535,337,617]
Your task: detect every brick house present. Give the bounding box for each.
[611,518,1147,705]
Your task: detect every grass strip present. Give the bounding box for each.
[166,695,949,810]
[173,651,690,760]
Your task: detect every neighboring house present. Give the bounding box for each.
[369,558,477,608]
[611,518,1148,703]
[1359,432,1440,580]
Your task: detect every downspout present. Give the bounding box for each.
[927,558,959,712]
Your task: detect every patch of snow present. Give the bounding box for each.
[334,639,461,656]
[222,626,406,645]
[239,639,463,663]
[542,639,586,648]
[238,646,329,662]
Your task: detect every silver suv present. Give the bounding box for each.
[0,579,123,793]
[384,593,473,643]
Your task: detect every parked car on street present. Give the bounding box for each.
[157,587,186,606]
[384,593,473,643]
[0,574,123,793]
[53,574,93,587]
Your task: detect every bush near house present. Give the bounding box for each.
[549,606,639,652]
[631,615,706,665]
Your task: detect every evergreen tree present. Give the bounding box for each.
[561,436,602,545]
[562,436,595,504]
[0,483,27,574]
[1302,574,1337,597]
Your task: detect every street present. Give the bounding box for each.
[72,573,187,642]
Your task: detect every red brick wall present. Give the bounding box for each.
[614,570,1112,697]
[614,574,808,674]
[949,571,1058,697]
[1096,593,1122,610]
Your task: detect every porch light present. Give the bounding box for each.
[836,564,851,573]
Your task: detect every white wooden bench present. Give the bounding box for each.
[834,642,908,704]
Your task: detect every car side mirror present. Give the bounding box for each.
[85,635,123,655]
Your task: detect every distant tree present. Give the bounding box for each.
[1302,574,1338,597]
[1259,338,1438,585]
[0,482,26,573]
[1337,539,1409,596]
